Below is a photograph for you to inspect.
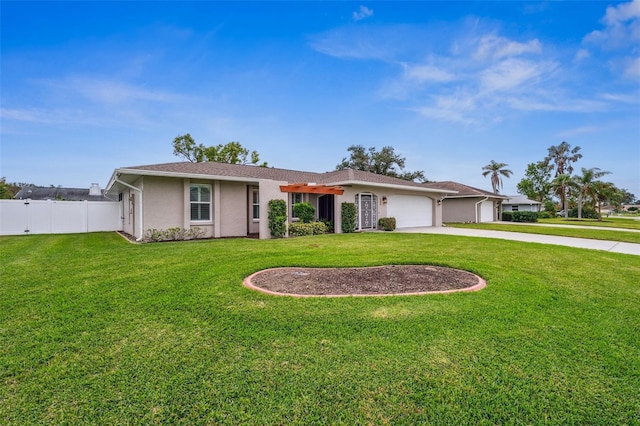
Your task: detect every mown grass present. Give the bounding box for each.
[538,217,640,230]
[447,222,640,244]
[1,232,639,424]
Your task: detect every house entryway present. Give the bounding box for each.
[318,194,335,232]
[356,193,377,230]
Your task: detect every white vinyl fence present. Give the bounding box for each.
[0,199,122,236]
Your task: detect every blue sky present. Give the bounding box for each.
[2,1,639,197]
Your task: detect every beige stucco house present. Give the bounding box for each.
[424,181,507,223]
[105,161,455,241]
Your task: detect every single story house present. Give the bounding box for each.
[15,183,114,202]
[423,181,506,223]
[105,161,456,241]
[502,195,542,213]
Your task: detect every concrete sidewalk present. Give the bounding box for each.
[396,226,640,256]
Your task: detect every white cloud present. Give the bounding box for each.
[555,126,601,139]
[623,56,640,79]
[602,0,640,26]
[402,63,455,83]
[584,0,640,49]
[311,15,634,125]
[480,58,554,93]
[600,92,639,104]
[474,35,542,60]
[353,5,373,22]
[575,48,590,61]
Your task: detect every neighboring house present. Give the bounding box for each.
[502,195,542,213]
[423,181,506,223]
[105,161,456,240]
[15,183,114,202]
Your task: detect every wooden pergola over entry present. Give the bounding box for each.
[279,183,344,195]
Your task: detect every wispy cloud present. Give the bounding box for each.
[555,125,602,139]
[473,35,541,60]
[311,12,637,124]
[37,76,181,105]
[353,5,373,22]
[583,0,640,79]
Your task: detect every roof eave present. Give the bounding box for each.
[330,180,456,195]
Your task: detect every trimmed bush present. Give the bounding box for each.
[341,202,356,233]
[293,202,315,223]
[569,207,598,219]
[501,211,538,222]
[378,217,396,231]
[268,199,287,238]
[289,221,326,237]
[513,211,539,222]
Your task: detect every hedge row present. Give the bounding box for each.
[502,211,538,223]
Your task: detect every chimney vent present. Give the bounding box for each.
[89,183,101,196]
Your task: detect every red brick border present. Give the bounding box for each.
[243,266,487,298]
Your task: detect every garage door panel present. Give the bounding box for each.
[387,195,432,228]
[480,200,494,222]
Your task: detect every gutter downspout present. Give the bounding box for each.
[114,178,144,242]
[475,197,489,223]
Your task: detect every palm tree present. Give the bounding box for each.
[552,173,577,219]
[482,160,513,194]
[545,141,582,209]
[592,181,619,221]
[573,167,610,220]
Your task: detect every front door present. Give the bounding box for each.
[357,193,377,230]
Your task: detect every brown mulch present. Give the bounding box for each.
[244,265,486,297]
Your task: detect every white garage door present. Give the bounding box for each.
[387,195,433,228]
[480,200,494,222]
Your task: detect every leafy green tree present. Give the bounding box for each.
[516,161,553,202]
[616,188,637,204]
[481,160,513,194]
[336,145,428,182]
[172,134,267,166]
[592,181,620,220]
[572,167,610,220]
[545,141,582,209]
[0,177,15,199]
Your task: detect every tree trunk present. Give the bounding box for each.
[577,193,583,220]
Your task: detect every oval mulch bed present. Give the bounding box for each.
[243,265,486,297]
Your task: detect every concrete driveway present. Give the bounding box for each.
[396,226,640,256]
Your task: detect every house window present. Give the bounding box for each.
[252,189,260,220]
[291,193,303,217]
[190,184,211,221]
[511,205,519,212]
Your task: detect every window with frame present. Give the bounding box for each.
[190,184,211,221]
[291,193,303,217]
[511,205,519,212]
[252,189,260,220]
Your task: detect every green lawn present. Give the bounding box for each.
[447,222,640,244]
[538,217,640,230]
[2,232,639,424]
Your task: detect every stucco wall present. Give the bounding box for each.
[219,181,249,237]
[442,198,478,223]
[143,176,185,231]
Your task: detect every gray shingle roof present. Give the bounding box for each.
[424,181,505,198]
[113,161,450,192]
[15,187,115,201]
